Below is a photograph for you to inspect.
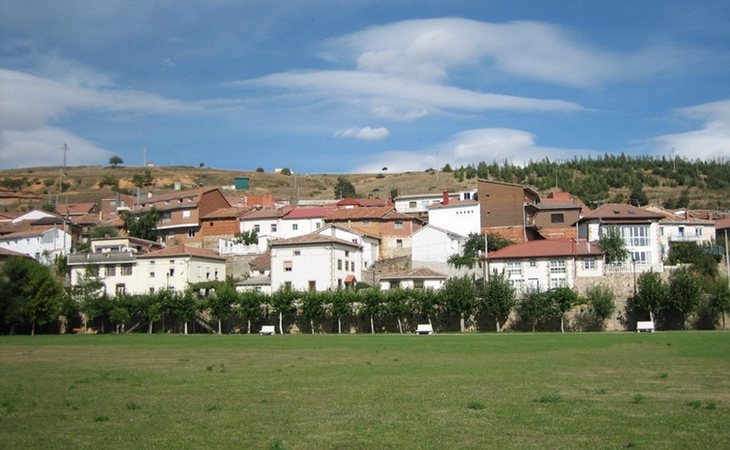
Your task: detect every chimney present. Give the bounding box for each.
[442,191,449,205]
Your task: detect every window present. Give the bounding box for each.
[345,261,350,271]
[214,269,219,280]
[583,258,595,270]
[390,280,400,289]
[294,250,301,256]
[550,259,566,274]
[337,279,343,289]
[161,212,171,222]
[149,287,155,294]
[527,278,540,291]
[619,225,649,247]
[509,279,523,290]
[121,264,133,276]
[550,213,564,224]
[550,278,567,289]
[284,260,293,272]
[188,229,196,238]
[529,260,537,268]
[169,268,175,276]
[315,222,321,229]
[394,221,404,230]
[292,224,298,231]
[413,279,424,289]
[115,283,126,296]
[409,201,417,208]
[271,224,277,232]
[396,239,403,248]
[105,265,116,277]
[695,227,702,237]
[337,259,342,270]
[253,224,260,233]
[149,271,155,278]
[308,281,316,292]
[506,261,521,277]
[182,210,191,219]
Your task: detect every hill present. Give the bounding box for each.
[2,155,730,210]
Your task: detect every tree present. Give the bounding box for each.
[91,226,119,239]
[629,183,648,206]
[517,290,553,332]
[329,289,355,334]
[280,168,292,176]
[449,233,512,269]
[168,289,201,334]
[333,176,357,199]
[359,288,384,334]
[131,169,154,188]
[233,230,258,245]
[548,287,579,332]
[73,272,112,333]
[441,164,453,173]
[300,291,325,334]
[598,226,629,264]
[665,268,702,329]
[708,280,730,329]
[270,286,298,334]
[411,288,439,328]
[634,271,667,324]
[109,155,124,167]
[585,284,615,329]
[480,271,516,332]
[441,276,478,332]
[120,209,159,241]
[385,288,410,334]
[208,284,237,334]
[237,290,264,334]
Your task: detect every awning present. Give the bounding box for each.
[344,274,356,284]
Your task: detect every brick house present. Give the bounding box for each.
[200,206,253,250]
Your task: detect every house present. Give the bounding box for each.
[0,226,72,264]
[269,232,362,292]
[427,192,480,236]
[644,206,716,259]
[235,252,272,294]
[324,206,423,259]
[524,191,586,240]
[394,190,477,217]
[239,206,294,251]
[138,188,231,247]
[200,206,253,250]
[279,206,337,238]
[379,268,447,290]
[0,247,34,265]
[715,216,730,250]
[478,179,541,243]
[578,204,665,270]
[486,238,604,293]
[99,193,136,219]
[68,240,226,296]
[316,223,380,270]
[411,224,466,275]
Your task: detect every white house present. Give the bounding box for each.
[279,206,336,238]
[578,204,664,271]
[270,232,362,292]
[379,268,447,290]
[0,226,72,264]
[68,242,226,296]
[394,190,477,215]
[236,252,272,295]
[487,238,604,293]
[644,206,716,259]
[411,224,466,275]
[427,198,480,236]
[317,223,380,270]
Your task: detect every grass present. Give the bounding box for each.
[1,332,729,449]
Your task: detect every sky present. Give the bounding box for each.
[1,0,730,173]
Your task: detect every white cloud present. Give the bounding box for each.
[652,99,730,160]
[353,128,599,173]
[0,67,200,168]
[335,127,389,141]
[242,70,582,119]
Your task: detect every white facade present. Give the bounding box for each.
[279,217,326,239]
[0,227,72,264]
[488,255,604,294]
[69,246,226,296]
[11,210,58,224]
[411,225,465,265]
[317,225,380,269]
[394,190,477,214]
[379,278,445,290]
[585,222,662,267]
[270,237,362,292]
[427,201,480,236]
[658,221,715,259]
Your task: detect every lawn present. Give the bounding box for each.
[1,332,729,449]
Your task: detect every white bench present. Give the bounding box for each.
[636,321,655,333]
[416,324,433,335]
[259,325,276,335]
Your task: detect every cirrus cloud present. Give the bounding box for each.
[334,126,390,141]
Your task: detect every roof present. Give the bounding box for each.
[139,189,202,205]
[269,232,361,249]
[70,214,100,226]
[325,206,417,222]
[0,226,59,240]
[283,206,337,220]
[716,216,730,231]
[336,197,388,207]
[0,247,33,259]
[241,206,294,220]
[581,204,664,222]
[56,202,96,216]
[412,224,467,239]
[137,244,225,260]
[236,275,271,286]
[395,193,443,201]
[319,223,381,240]
[428,199,479,210]
[380,268,447,280]
[488,238,604,260]
[643,206,715,225]
[478,178,542,201]
[249,252,271,271]
[202,206,253,220]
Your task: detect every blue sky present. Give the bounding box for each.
[1,0,729,173]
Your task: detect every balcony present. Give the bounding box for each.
[666,233,701,243]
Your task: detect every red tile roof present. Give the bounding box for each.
[715,216,730,231]
[380,268,447,279]
[137,244,225,260]
[269,233,361,248]
[0,247,33,259]
[283,206,337,220]
[56,202,97,216]
[581,204,664,221]
[488,238,603,260]
[202,206,253,220]
[249,252,271,271]
[326,206,417,222]
[428,199,479,210]
[0,226,58,240]
[241,206,295,220]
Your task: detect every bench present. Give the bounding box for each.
[636,321,655,333]
[416,324,433,335]
[259,325,276,335]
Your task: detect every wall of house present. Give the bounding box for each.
[379,278,444,290]
[533,209,581,230]
[271,243,362,292]
[279,217,325,238]
[411,226,463,264]
[316,227,379,269]
[488,255,602,294]
[0,228,71,262]
[199,189,233,218]
[428,204,480,236]
[478,181,528,228]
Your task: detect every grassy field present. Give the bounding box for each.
[1,332,729,449]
